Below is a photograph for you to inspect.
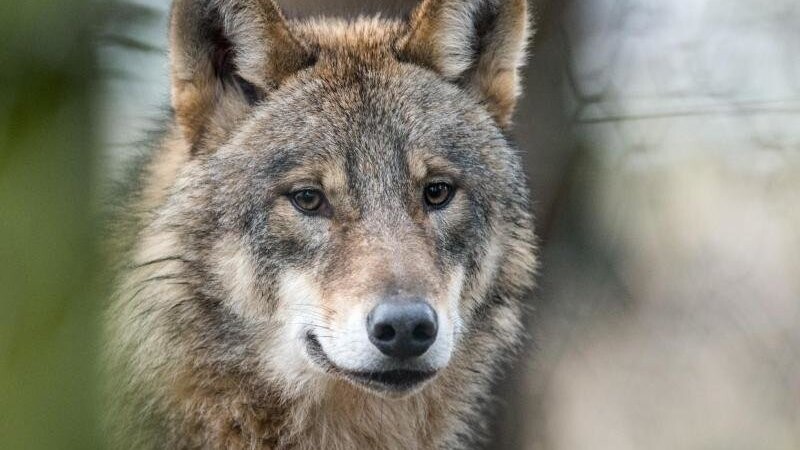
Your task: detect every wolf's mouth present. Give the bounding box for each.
[304,332,437,393]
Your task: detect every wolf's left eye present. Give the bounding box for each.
[424,182,455,209]
[290,189,326,214]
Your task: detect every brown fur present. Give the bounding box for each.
[106,1,536,448]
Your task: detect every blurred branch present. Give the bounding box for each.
[99,33,162,53]
[575,101,800,124]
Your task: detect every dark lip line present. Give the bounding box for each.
[304,332,437,392]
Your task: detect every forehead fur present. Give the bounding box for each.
[220,67,504,196]
[290,17,405,56]
[215,15,507,176]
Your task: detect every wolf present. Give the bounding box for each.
[105,0,537,448]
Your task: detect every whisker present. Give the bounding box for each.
[129,256,191,270]
[136,274,189,285]
[283,312,330,323]
[120,285,149,308]
[119,275,191,308]
[290,323,337,333]
[310,334,336,340]
[285,304,337,314]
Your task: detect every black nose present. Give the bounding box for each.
[366,300,438,359]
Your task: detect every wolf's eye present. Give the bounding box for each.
[424,182,455,209]
[290,189,325,214]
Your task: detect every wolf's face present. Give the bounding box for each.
[159,0,532,397]
[201,65,518,395]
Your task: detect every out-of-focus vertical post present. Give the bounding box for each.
[0,0,102,448]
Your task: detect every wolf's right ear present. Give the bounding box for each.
[169,0,315,152]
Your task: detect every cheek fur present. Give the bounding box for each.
[247,200,331,268]
[432,191,489,266]
[210,233,271,323]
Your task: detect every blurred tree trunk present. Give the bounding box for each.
[0,0,102,448]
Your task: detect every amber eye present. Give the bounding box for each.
[290,189,325,214]
[424,182,455,209]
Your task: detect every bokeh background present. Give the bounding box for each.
[2,0,798,448]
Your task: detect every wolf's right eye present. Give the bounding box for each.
[424,182,455,209]
[290,189,326,215]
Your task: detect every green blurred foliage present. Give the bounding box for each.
[0,0,104,448]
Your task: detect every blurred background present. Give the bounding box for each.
[2,0,798,448]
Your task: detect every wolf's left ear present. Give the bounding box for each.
[396,0,531,128]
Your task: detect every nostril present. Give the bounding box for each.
[412,321,435,341]
[374,323,396,341]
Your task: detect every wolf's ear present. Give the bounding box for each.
[169,0,315,151]
[396,0,531,127]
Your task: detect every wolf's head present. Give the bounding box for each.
[148,0,534,397]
